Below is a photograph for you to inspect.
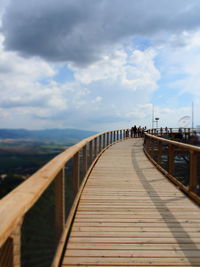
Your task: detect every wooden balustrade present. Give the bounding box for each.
[0,129,129,267]
[144,132,200,204]
[147,127,200,140]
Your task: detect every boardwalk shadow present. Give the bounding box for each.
[131,142,200,265]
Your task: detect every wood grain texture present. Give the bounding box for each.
[62,139,200,266]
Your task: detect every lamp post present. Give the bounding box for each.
[155,117,159,129]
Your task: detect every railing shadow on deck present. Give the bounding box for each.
[144,132,200,205]
[132,141,200,267]
[0,129,129,267]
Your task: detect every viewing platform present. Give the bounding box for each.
[0,129,200,266]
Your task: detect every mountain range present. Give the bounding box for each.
[0,128,97,143]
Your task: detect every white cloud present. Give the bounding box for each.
[71,48,160,94]
[157,31,200,98]
[71,50,126,84]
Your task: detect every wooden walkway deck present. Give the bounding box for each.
[62,139,200,266]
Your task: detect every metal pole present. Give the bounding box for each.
[152,104,154,129]
[192,101,194,131]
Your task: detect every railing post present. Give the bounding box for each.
[120,130,122,140]
[184,128,186,142]
[55,169,65,241]
[107,132,109,146]
[123,130,125,139]
[94,138,97,158]
[89,140,93,164]
[168,144,174,175]
[157,141,162,165]
[151,138,155,157]
[0,219,23,267]
[188,128,191,139]
[149,137,153,155]
[103,133,106,149]
[0,237,14,267]
[145,135,149,153]
[117,131,119,141]
[113,131,116,142]
[83,145,87,176]
[110,132,113,144]
[12,223,21,267]
[189,150,198,193]
[99,135,102,153]
[73,152,80,195]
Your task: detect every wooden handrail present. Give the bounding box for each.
[144,132,200,205]
[0,129,128,266]
[145,133,200,152]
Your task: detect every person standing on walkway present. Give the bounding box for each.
[131,127,134,138]
[133,125,137,138]
[138,126,142,137]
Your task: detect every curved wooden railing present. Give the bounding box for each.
[147,127,199,138]
[0,129,128,267]
[144,132,200,205]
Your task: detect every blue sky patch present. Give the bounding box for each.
[53,65,74,83]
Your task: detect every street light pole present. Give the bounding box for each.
[155,117,159,129]
[152,104,154,129]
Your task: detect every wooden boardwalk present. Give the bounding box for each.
[62,139,200,266]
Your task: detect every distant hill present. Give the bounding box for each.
[0,128,97,143]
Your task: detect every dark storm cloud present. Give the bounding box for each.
[2,0,200,66]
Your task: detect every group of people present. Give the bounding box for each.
[126,125,147,138]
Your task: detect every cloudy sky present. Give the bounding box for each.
[0,0,200,131]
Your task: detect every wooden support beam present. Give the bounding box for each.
[73,152,80,196]
[123,130,126,139]
[99,135,102,153]
[189,150,198,193]
[157,141,162,165]
[94,138,97,158]
[168,144,174,176]
[55,169,65,242]
[103,134,106,149]
[0,238,13,267]
[82,145,87,176]
[89,141,93,164]
[0,218,22,267]
[110,132,113,144]
[107,132,109,146]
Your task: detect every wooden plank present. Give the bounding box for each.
[65,249,200,257]
[70,231,200,238]
[73,222,200,227]
[75,218,200,223]
[66,242,200,250]
[68,237,200,244]
[62,256,200,265]
[72,226,200,232]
